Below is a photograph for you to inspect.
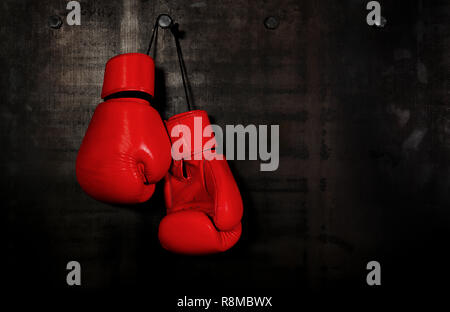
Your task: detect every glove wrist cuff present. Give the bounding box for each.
[101,53,155,99]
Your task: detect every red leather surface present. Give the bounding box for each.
[76,98,171,204]
[159,110,243,254]
[101,53,155,99]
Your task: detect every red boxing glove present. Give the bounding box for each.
[76,53,171,204]
[158,110,243,254]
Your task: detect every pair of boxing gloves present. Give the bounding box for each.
[76,53,243,254]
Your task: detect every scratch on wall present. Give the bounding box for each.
[402,128,427,151]
[120,0,139,53]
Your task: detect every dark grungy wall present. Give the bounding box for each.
[2,0,449,298]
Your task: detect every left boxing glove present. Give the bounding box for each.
[76,53,171,204]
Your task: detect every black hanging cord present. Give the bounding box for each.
[146,14,161,56]
[146,14,192,112]
[170,24,191,111]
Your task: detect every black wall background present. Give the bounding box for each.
[2,0,449,307]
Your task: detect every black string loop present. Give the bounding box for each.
[146,14,192,111]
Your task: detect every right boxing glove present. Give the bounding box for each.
[158,110,243,254]
[76,53,171,204]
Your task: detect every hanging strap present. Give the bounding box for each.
[145,18,159,56]
[146,15,191,111]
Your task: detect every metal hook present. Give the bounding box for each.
[157,14,173,29]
